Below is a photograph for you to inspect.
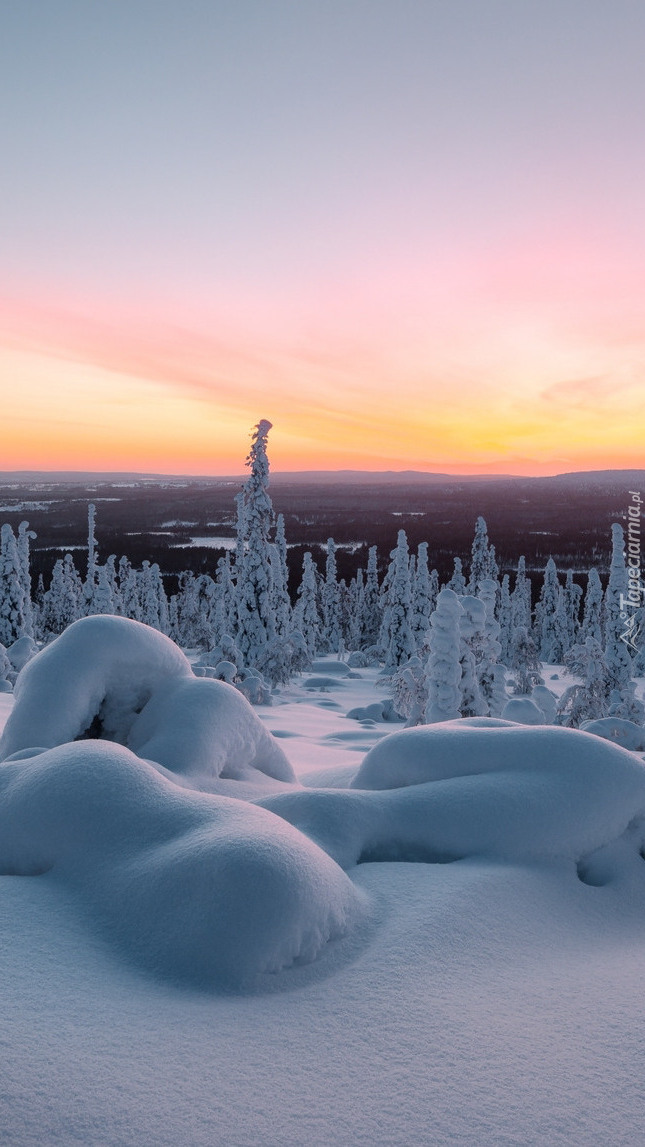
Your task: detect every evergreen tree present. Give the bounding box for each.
[83,502,99,614]
[509,627,543,695]
[556,638,611,727]
[498,573,512,663]
[425,587,464,723]
[17,521,36,638]
[410,541,433,652]
[604,523,633,692]
[321,538,342,654]
[235,420,276,666]
[292,551,321,658]
[467,516,493,594]
[40,554,82,637]
[379,531,416,670]
[0,524,26,646]
[580,568,604,644]
[446,556,466,596]
[534,557,560,661]
[458,594,487,717]
[476,578,506,716]
[361,545,382,648]
[511,555,532,632]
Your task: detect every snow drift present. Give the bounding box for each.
[0,741,363,988]
[0,615,295,785]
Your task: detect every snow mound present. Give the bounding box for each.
[501,697,546,724]
[581,717,645,752]
[0,741,364,988]
[0,616,193,759]
[310,660,353,676]
[6,634,38,672]
[262,721,645,870]
[128,676,295,783]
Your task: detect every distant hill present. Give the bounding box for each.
[0,467,643,488]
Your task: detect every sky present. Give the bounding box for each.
[1,0,644,476]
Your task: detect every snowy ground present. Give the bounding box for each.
[2,652,645,1146]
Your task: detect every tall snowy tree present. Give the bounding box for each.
[425,588,464,723]
[445,556,466,596]
[40,554,82,637]
[458,595,487,717]
[361,545,382,648]
[534,557,561,662]
[604,523,633,692]
[580,568,604,644]
[556,638,611,727]
[476,578,506,716]
[83,502,99,614]
[17,521,36,638]
[234,420,276,666]
[379,531,416,670]
[497,573,513,664]
[409,541,434,652]
[292,551,322,658]
[0,524,27,646]
[467,517,493,594]
[511,556,532,632]
[321,538,342,654]
[509,626,543,696]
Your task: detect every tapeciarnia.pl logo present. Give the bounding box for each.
[619,491,644,651]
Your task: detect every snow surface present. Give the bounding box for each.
[3,627,645,1144]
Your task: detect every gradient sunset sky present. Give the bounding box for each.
[1,1,644,476]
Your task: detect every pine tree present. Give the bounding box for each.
[0,524,27,646]
[425,587,464,723]
[498,573,512,663]
[580,568,604,644]
[511,555,532,632]
[534,557,560,661]
[83,502,99,615]
[556,638,611,727]
[476,578,506,716]
[269,513,291,639]
[467,516,493,594]
[292,551,321,658]
[361,545,382,648]
[321,538,342,654]
[509,627,543,695]
[445,556,466,596]
[604,523,633,692]
[379,531,416,670]
[17,521,36,638]
[40,554,82,637]
[235,420,276,666]
[458,595,487,717]
[410,541,433,652]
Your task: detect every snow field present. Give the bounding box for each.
[3,619,645,1142]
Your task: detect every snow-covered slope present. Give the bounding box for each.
[2,624,645,1145]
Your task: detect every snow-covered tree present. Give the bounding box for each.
[379,530,416,670]
[556,638,611,727]
[476,578,506,716]
[580,568,604,644]
[270,513,291,639]
[235,420,276,666]
[40,553,82,637]
[498,573,512,663]
[458,594,486,717]
[509,626,543,696]
[83,502,99,614]
[0,524,27,646]
[321,538,342,654]
[393,655,428,726]
[534,557,560,661]
[446,556,466,596]
[467,516,493,594]
[293,551,322,659]
[511,555,532,632]
[425,587,464,723]
[361,545,382,648]
[410,541,433,652]
[604,523,633,692]
[17,521,36,638]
